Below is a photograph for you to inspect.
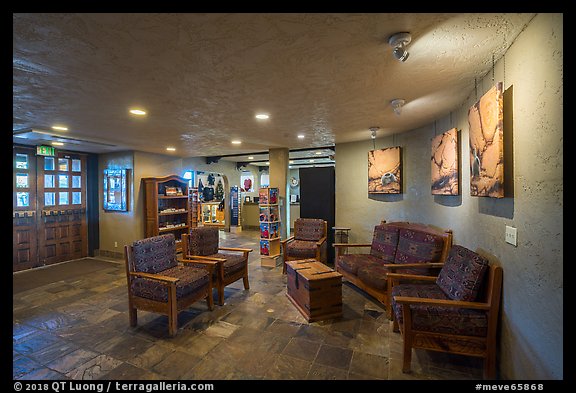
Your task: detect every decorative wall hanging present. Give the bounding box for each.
[431,128,459,195]
[103,169,129,211]
[368,147,401,194]
[468,82,504,198]
[240,174,254,192]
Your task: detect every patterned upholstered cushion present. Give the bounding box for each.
[393,228,445,274]
[436,245,489,301]
[294,218,325,241]
[208,252,247,277]
[391,283,488,337]
[357,264,392,290]
[286,240,318,259]
[131,265,209,303]
[337,254,382,275]
[370,224,400,262]
[188,226,219,256]
[132,234,178,274]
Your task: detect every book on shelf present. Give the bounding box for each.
[165,186,177,196]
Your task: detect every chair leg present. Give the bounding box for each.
[168,311,178,337]
[393,317,400,333]
[207,288,214,311]
[402,333,413,373]
[218,285,225,306]
[128,306,137,327]
[243,275,250,290]
[484,352,497,379]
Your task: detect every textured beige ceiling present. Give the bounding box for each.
[13,13,535,157]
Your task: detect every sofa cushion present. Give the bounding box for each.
[393,228,445,274]
[370,225,400,262]
[132,234,178,274]
[131,265,209,303]
[391,283,488,337]
[286,240,318,259]
[337,254,382,275]
[294,218,325,241]
[436,245,489,301]
[357,264,392,290]
[188,226,220,256]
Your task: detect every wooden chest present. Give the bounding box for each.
[286,259,343,322]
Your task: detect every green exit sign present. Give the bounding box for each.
[36,145,56,156]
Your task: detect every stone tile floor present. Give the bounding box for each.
[13,230,483,381]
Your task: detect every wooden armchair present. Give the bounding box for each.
[124,233,214,337]
[181,226,252,306]
[388,245,503,379]
[281,218,327,273]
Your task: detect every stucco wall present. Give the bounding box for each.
[335,13,562,379]
[98,151,136,255]
[98,152,243,253]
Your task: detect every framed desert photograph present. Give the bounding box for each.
[431,128,459,195]
[468,82,504,198]
[368,147,401,194]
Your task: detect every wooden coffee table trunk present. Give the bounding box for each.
[285,259,343,322]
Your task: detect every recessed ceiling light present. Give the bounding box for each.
[265,161,270,165]
[289,160,294,164]
[248,156,254,160]
[52,125,68,131]
[231,140,242,145]
[130,108,147,116]
[315,151,322,155]
[166,147,176,151]
[309,159,315,163]
[297,134,305,139]
[51,141,64,146]
[255,113,269,120]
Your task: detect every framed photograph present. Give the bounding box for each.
[244,196,251,203]
[103,169,129,211]
[368,147,402,194]
[431,128,459,195]
[468,82,504,198]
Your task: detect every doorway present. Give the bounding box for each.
[299,166,336,264]
[13,145,89,271]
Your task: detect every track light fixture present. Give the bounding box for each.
[388,32,411,62]
[391,99,406,116]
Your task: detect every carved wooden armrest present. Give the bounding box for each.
[381,262,444,269]
[333,243,371,248]
[181,255,226,263]
[281,236,295,245]
[316,236,327,247]
[387,273,437,291]
[129,271,179,284]
[393,296,491,310]
[218,246,253,253]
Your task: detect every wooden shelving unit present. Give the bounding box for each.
[142,175,191,251]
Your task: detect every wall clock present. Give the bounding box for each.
[290,177,299,187]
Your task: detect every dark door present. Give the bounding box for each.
[13,146,89,271]
[37,152,88,265]
[299,167,336,265]
[13,146,39,271]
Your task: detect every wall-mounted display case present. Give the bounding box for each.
[103,169,129,211]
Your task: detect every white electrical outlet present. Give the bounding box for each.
[505,226,517,246]
[114,241,118,248]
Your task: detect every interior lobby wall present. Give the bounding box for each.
[334,13,562,380]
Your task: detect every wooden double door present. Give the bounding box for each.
[13,146,88,272]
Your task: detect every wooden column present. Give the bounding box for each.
[268,148,289,239]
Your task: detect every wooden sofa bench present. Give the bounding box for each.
[333,220,453,318]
